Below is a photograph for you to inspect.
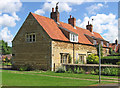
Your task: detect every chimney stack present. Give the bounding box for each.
[68,15,76,27]
[52,8,54,12]
[50,2,59,22]
[86,21,93,32]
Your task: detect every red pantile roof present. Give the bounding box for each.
[109,43,120,52]
[31,12,106,46]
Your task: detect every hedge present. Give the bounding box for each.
[101,56,120,65]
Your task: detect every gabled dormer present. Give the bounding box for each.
[69,33,78,42]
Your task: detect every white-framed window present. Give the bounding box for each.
[26,33,36,43]
[93,40,96,45]
[107,43,109,47]
[101,41,103,46]
[69,33,78,42]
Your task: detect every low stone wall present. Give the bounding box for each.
[62,64,119,72]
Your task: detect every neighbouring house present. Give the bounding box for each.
[109,39,120,53]
[12,4,110,71]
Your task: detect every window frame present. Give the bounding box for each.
[69,33,78,42]
[26,33,36,43]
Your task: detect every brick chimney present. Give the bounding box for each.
[115,39,118,45]
[86,21,93,32]
[68,15,76,27]
[50,2,59,22]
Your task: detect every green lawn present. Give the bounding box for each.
[2,70,118,86]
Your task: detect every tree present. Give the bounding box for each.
[0,40,12,55]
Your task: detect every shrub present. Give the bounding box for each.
[101,56,120,59]
[67,68,73,73]
[79,68,85,74]
[74,67,77,73]
[19,64,32,71]
[101,56,120,65]
[76,67,80,74]
[19,66,28,71]
[75,60,78,64]
[91,70,95,75]
[116,61,120,65]
[55,66,65,73]
[101,67,118,76]
[87,54,99,64]
[95,69,99,75]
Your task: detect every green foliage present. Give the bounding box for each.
[19,64,33,71]
[74,67,77,73]
[79,68,85,74]
[75,60,78,64]
[87,54,99,64]
[96,44,103,57]
[101,68,118,76]
[0,40,12,55]
[91,70,95,75]
[55,66,65,73]
[101,56,120,59]
[76,67,80,74]
[116,61,120,65]
[19,66,28,71]
[67,68,73,73]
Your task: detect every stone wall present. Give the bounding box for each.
[51,41,109,71]
[12,13,52,70]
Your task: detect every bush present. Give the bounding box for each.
[87,54,99,64]
[76,67,80,74]
[101,56,120,65]
[79,68,85,74]
[55,66,65,73]
[91,70,95,75]
[101,67,118,76]
[19,64,32,71]
[19,66,28,71]
[74,67,77,73]
[67,68,73,73]
[101,56,120,59]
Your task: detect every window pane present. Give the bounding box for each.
[30,35,32,42]
[33,34,36,42]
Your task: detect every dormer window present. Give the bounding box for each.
[70,33,78,42]
[101,41,103,46]
[107,43,109,47]
[93,40,96,45]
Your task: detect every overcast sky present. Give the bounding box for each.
[0,0,119,46]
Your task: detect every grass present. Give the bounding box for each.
[2,70,118,86]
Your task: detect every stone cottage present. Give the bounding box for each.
[12,4,110,71]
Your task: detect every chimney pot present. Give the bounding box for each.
[52,8,54,12]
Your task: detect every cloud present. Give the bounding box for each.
[0,27,13,44]
[34,9,45,15]
[86,3,105,15]
[0,0,22,14]
[34,0,97,15]
[0,0,22,45]
[0,13,20,27]
[76,13,118,43]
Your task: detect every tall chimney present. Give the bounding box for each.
[68,15,76,27]
[52,8,54,12]
[50,2,59,22]
[86,21,93,32]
